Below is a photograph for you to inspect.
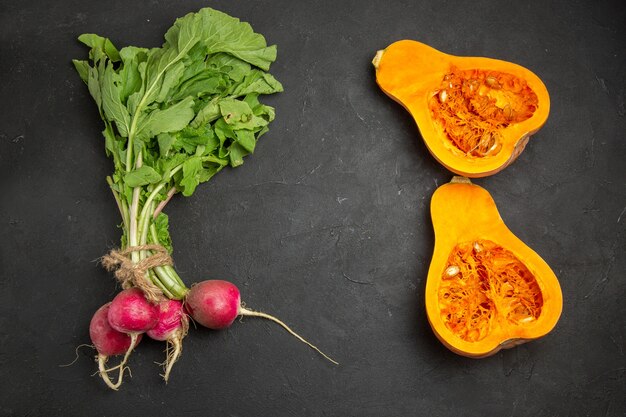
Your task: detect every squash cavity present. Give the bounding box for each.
[439,239,543,343]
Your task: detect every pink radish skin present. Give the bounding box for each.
[185,280,338,364]
[90,303,142,356]
[185,280,240,329]
[147,299,188,382]
[107,288,159,334]
[147,299,185,341]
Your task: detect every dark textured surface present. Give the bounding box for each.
[1,0,625,415]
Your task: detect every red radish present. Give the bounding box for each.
[89,303,143,390]
[90,303,143,356]
[185,280,338,364]
[96,288,158,390]
[147,299,185,340]
[107,287,159,333]
[185,280,239,329]
[147,299,188,382]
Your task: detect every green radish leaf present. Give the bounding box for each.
[119,46,147,103]
[157,133,176,157]
[169,70,226,103]
[191,99,221,128]
[73,60,90,83]
[155,60,186,103]
[134,96,195,142]
[154,213,173,253]
[160,153,188,178]
[228,142,248,167]
[102,122,122,168]
[205,53,251,82]
[219,98,252,125]
[102,63,131,137]
[194,8,276,70]
[198,164,220,183]
[230,70,283,97]
[124,165,162,187]
[126,61,147,116]
[178,156,203,196]
[78,33,121,62]
[234,129,256,153]
[141,27,200,106]
[86,66,103,113]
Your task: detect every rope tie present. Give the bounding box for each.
[101,244,172,303]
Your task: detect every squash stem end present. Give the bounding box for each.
[372,50,384,69]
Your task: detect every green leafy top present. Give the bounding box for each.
[73,8,282,285]
[73,7,282,200]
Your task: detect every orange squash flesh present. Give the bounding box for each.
[426,177,562,357]
[373,40,550,177]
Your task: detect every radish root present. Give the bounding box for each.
[59,344,94,367]
[162,337,182,383]
[97,333,139,390]
[160,314,188,383]
[238,307,339,365]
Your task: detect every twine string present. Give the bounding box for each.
[101,244,172,303]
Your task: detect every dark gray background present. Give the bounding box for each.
[1,0,625,416]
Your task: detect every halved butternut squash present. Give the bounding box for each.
[425,177,562,357]
[373,40,550,177]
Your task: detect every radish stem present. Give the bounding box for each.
[153,187,177,219]
[128,151,143,263]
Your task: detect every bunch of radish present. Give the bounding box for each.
[90,281,336,389]
[76,8,336,390]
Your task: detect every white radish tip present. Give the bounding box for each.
[239,306,339,365]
